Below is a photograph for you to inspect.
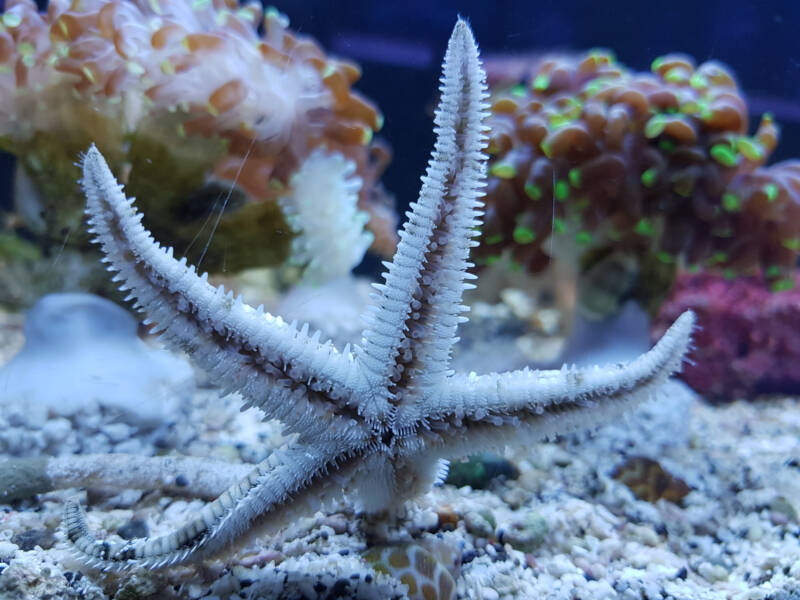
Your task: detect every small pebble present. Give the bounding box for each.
[0,540,18,560]
[11,529,56,551]
[117,519,149,540]
[479,587,499,600]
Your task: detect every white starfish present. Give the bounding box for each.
[66,19,694,571]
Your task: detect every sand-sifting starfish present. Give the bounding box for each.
[66,18,694,570]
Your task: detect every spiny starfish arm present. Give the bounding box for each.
[64,440,360,570]
[427,310,695,440]
[357,18,490,422]
[81,146,367,437]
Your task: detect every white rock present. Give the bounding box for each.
[0,294,195,427]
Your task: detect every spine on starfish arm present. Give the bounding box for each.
[357,19,491,424]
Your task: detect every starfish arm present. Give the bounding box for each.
[427,310,695,448]
[357,18,490,423]
[64,437,363,570]
[81,146,367,437]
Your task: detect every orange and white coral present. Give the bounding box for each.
[0,0,396,267]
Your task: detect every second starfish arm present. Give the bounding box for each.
[63,436,365,571]
[81,146,369,437]
[425,310,696,434]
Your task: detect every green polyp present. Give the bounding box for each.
[690,72,709,89]
[127,61,145,75]
[658,139,676,153]
[533,73,550,91]
[722,192,741,212]
[513,226,536,244]
[549,113,574,128]
[525,183,543,200]
[644,115,667,139]
[575,231,592,245]
[485,233,503,245]
[664,67,687,83]
[81,65,96,84]
[490,162,516,179]
[569,168,582,188]
[764,182,779,202]
[361,127,373,145]
[485,255,501,266]
[708,251,728,264]
[771,278,794,292]
[651,56,665,72]
[507,259,523,273]
[765,264,782,278]
[641,168,657,188]
[687,264,700,273]
[540,141,553,158]
[736,137,764,161]
[634,218,656,237]
[237,7,256,20]
[723,268,736,280]
[264,6,281,20]
[2,12,22,28]
[710,144,737,167]
[656,251,675,264]
[583,80,603,96]
[681,100,700,114]
[554,180,569,201]
[782,237,800,251]
[553,218,566,234]
[511,84,526,97]
[18,42,34,56]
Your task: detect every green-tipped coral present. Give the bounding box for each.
[478,50,800,314]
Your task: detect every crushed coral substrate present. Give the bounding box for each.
[0,308,799,600]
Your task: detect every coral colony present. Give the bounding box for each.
[0,0,395,284]
[68,19,694,573]
[479,51,800,290]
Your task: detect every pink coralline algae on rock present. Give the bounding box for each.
[653,271,800,400]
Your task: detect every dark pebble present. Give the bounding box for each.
[12,529,56,551]
[338,549,350,556]
[175,474,189,487]
[445,453,520,489]
[330,579,351,596]
[676,567,688,580]
[461,549,477,564]
[117,519,149,540]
